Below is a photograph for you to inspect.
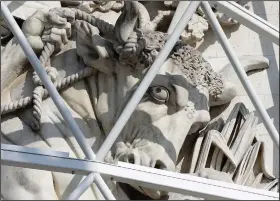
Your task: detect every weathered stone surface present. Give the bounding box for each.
[1,1,278,200]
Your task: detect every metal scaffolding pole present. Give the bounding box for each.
[1,1,279,200]
[200,2,279,147]
[167,2,279,45]
[209,1,279,45]
[95,0,201,163]
[67,1,201,199]
[2,146,278,200]
[0,2,115,200]
[167,1,191,34]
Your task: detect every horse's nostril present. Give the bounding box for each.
[127,153,135,164]
[154,160,167,170]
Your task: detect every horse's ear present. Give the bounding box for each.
[114,1,140,43]
[209,56,270,107]
[75,20,116,75]
[218,56,269,83]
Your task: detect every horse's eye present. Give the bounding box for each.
[150,86,169,103]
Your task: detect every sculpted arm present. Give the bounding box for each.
[1,10,48,90]
[1,9,72,91]
[1,37,32,90]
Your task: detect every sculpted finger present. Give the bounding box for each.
[22,10,47,36]
[63,22,72,37]
[30,10,48,23]
[61,8,76,23]
[42,28,52,36]
[45,22,71,37]
[26,36,44,53]
[47,12,67,26]
[42,33,64,50]
[49,8,76,23]
[46,28,68,44]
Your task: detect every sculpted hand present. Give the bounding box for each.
[21,8,75,53]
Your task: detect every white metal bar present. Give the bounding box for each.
[209,1,279,45]
[67,2,201,199]
[167,1,190,34]
[95,0,201,161]
[1,148,278,200]
[0,3,115,200]
[1,144,69,158]
[0,2,95,160]
[201,1,279,147]
[167,1,279,45]
[67,173,96,200]
[2,1,279,200]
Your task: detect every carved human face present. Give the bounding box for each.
[114,59,211,199]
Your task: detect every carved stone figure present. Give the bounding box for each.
[1,1,275,200]
[167,102,279,200]
[59,1,251,46]
[61,1,124,14]
[1,1,61,46]
[149,1,251,45]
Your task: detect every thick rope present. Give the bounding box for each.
[30,42,56,131]
[1,97,31,115]
[97,1,121,12]
[73,8,115,35]
[1,6,146,126]
[1,8,115,130]
[31,86,44,131]
[31,66,58,131]
[113,30,146,69]
[1,67,95,116]
[33,66,57,86]
[39,43,55,67]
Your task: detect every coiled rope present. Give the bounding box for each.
[1,67,95,115]
[1,8,117,131]
[31,43,56,130]
[1,7,149,131]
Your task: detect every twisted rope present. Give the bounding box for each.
[1,8,114,131]
[113,29,146,69]
[31,66,58,131]
[71,7,147,70]
[33,66,57,86]
[39,43,55,67]
[31,86,44,131]
[1,97,31,115]
[1,6,147,129]
[1,67,95,116]
[30,43,56,131]
[73,8,115,35]
[97,1,121,12]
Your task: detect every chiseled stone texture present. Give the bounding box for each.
[201,1,279,177]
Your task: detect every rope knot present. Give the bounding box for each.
[32,67,58,86]
[114,29,146,69]
[31,86,44,131]
[31,67,58,131]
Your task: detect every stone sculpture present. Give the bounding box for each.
[59,1,251,46]
[0,1,61,46]
[155,1,251,45]
[167,102,278,200]
[61,1,124,14]
[1,1,276,200]
[192,103,278,190]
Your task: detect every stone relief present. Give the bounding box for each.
[61,1,124,14]
[1,1,278,200]
[149,1,251,45]
[59,0,251,46]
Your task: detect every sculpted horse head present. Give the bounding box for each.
[1,1,269,200]
[72,2,269,198]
